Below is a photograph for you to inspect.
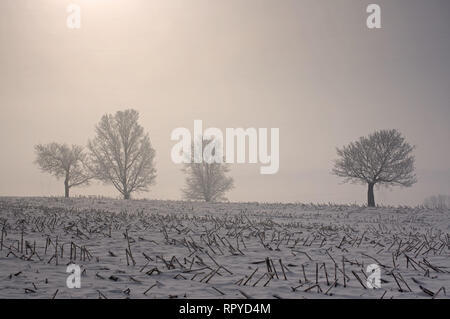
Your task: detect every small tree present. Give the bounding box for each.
[423,195,450,209]
[34,143,91,198]
[182,138,234,202]
[88,109,156,199]
[332,129,416,207]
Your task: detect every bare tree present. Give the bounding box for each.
[88,109,156,199]
[332,129,416,207]
[182,138,234,202]
[34,143,91,198]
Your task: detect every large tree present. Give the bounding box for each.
[182,138,234,202]
[88,109,157,199]
[332,129,416,207]
[34,143,91,198]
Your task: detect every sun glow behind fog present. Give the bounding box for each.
[78,0,138,14]
[67,0,170,12]
[58,0,142,23]
[65,0,180,34]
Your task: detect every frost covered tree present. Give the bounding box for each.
[34,143,91,198]
[332,129,416,207]
[182,138,234,202]
[88,109,156,199]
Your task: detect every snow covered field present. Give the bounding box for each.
[0,197,448,299]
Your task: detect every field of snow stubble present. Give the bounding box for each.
[0,197,449,299]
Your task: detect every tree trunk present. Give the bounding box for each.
[64,170,70,198]
[124,192,130,200]
[64,181,70,198]
[367,183,375,207]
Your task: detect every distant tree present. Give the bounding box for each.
[182,138,234,202]
[34,143,91,198]
[423,195,450,209]
[88,109,157,199]
[332,129,417,207]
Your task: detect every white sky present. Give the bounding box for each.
[1,0,449,205]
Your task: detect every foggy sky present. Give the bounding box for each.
[1,0,449,205]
